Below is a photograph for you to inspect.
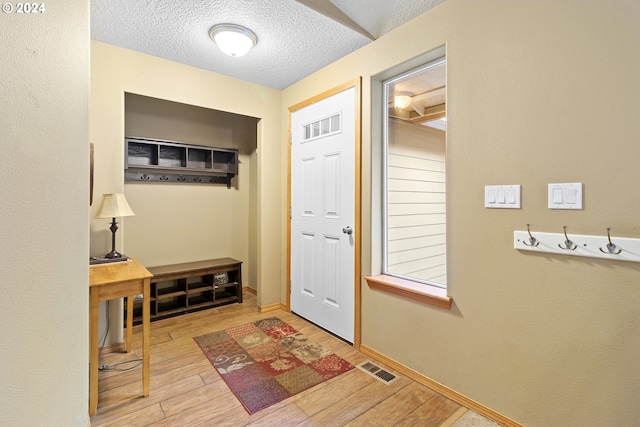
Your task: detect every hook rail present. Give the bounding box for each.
[514,228,640,263]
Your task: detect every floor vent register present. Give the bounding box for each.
[356,361,400,385]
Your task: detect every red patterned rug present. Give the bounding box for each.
[194,317,354,414]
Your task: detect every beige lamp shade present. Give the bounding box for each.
[94,193,135,219]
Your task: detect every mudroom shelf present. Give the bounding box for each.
[125,136,238,187]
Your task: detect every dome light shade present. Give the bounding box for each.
[209,24,257,57]
[394,91,413,109]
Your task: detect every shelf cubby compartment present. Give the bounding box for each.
[215,281,240,291]
[157,298,187,318]
[214,283,239,304]
[156,279,186,299]
[188,291,215,311]
[187,281,213,293]
[186,276,215,312]
[158,145,186,168]
[212,151,238,174]
[188,148,212,169]
[127,141,158,166]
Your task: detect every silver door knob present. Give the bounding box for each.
[342,226,353,235]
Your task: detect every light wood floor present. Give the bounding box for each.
[90,291,485,426]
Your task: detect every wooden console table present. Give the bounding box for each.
[89,258,153,416]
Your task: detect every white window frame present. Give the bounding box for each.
[382,57,447,289]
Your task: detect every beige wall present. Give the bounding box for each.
[90,41,283,312]
[282,1,640,426]
[0,1,89,425]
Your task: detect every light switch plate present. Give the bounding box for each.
[485,185,521,209]
[548,183,583,209]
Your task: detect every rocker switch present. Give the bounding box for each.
[552,188,564,204]
[548,183,583,209]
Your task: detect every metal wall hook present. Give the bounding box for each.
[523,224,539,247]
[558,226,577,250]
[599,228,622,254]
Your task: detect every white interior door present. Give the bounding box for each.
[290,86,356,343]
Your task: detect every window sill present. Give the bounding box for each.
[365,275,452,310]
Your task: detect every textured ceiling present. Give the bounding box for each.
[91,0,446,90]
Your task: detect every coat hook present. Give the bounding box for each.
[558,226,577,250]
[599,228,622,254]
[523,224,539,247]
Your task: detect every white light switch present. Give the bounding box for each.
[548,183,583,209]
[485,185,521,209]
[552,188,563,203]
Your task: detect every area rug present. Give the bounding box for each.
[194,317,354,414]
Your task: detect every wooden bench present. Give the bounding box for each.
[126,258,243,325]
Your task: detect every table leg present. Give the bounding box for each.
[126,296,133,353]
[89,288,100,416]
[142,277,150,397]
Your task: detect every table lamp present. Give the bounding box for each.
[94,193,135,259]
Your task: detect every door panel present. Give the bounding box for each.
[323,235,340,307]
[290,86,355,342]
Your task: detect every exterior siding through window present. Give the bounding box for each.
[386,119,446,286]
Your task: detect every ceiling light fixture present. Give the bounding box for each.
[394,91,413,109]
[209,23,258,57]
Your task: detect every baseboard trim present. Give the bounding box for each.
[243,286,257,295]
[359,345,523,427]
[100,342,126,355]
[259,303,287,313]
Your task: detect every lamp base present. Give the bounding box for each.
[103,250,126,259]
[90,254,131,265]
[99,217,128,262]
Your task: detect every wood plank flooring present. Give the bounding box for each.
[90,291,489,426]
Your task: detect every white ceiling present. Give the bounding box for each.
[90,0,446,90]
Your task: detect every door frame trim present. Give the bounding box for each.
[286,78,362,348]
